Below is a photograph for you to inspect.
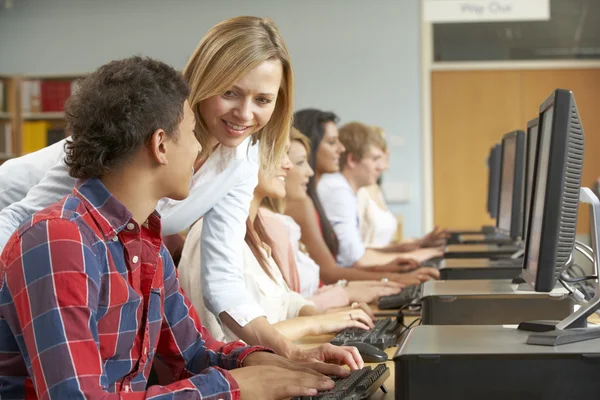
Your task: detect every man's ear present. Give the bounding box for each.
[345,152,359,169]
[148,129,169,166]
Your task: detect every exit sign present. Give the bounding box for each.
[424,0,550,23]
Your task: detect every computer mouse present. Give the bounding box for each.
[344,342,388,363]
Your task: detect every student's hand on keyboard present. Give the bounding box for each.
[310,308,374,336]
[389,267,440,286]
[291,342,365,370]
[326,301,375,320]
[419,226,449,248]
[373,257,420,273]
[242,351,349,378]
[231,364,335,400]
[345,280,403,304]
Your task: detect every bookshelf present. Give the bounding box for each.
[16,74,85,155]
[0,75,17,163]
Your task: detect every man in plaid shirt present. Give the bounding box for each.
[0,56,343,399]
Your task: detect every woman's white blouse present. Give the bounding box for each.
[179,218,314,342]
[278,214,321,298]
[357,187,398,248]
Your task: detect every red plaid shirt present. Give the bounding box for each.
[0,178,269,399]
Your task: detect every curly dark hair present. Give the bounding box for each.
[64,56,190,179]
[293,108,340,257]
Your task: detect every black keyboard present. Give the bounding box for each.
[330,318,400,350]
[378,285,421,310]
[293,364,390,400]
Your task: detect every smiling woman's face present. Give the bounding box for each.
[198,59,283,148]
[285,140,314,201]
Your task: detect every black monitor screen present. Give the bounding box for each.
[497,135,516,233]
[524,107,554,282]
[487,144,501,219]
[523,121,539,242]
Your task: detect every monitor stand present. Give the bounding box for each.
[519,187,600,346]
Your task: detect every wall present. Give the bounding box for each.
[0,0,424,237]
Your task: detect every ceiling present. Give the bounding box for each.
[433,0,600,61]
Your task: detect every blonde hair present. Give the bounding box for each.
[183,16,294,173]
[261,127,310,213]
[338,121,386,169]
[290,126,311,156]
[371,125,387,152]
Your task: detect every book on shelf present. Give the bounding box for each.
[21,80,42,113]
[22,122,66,154]
[41,80,72,112]
[22,78,80,114]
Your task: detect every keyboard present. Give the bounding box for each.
[292,364,390,400]
[330,317,400,350]
[378,285,421,310]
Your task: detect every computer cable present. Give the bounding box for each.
[561,259,597,298]
[557,278,587,304]
[399,317,422,337]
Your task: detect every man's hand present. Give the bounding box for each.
[374,257,420,273]
[231,364,335,400]
[290,343,364,371]
[243,351,350,377]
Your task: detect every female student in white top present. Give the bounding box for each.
[357,125,447,250]
[179,135,374,342]
[0,17,360,369]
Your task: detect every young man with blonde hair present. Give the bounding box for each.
[317,122,440,283]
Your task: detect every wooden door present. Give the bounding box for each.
[432,68,600,234]
[432,70,522,230]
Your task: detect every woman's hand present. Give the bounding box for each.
[372,257,420,273]
[310,308,374,336]
[344,281,403,304]
[388,267,440,286]
[419,226,449,248]
[326,301,376,320]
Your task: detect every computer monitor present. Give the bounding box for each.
[496,130,526,239]
[486,144,502,219]
[521,89,583,293]
[522,118,539,243]
[517,89,600,346]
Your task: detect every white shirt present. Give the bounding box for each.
[0,139,71,240]
[316,172,365,267]
[179,218,314,343]
[278,213,321,298]
[0,136,266,327]
[357,187,398,248]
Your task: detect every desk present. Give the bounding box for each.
[294,307,600,399]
